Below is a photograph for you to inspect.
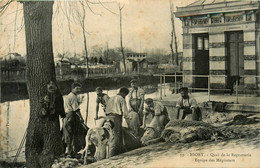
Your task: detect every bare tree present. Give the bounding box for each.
[78,0,90,78]
[57,53,65,79]
[23,1,63,167]
[170,0,178,65]
[119,3,126,74]
[57,39,66,79]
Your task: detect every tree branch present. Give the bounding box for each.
[0,0,14,16]
[98,0,118,15]
[79,0,102,16]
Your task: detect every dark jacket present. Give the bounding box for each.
[40,91,66,119]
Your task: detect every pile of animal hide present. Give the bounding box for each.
[161,120,219,143]
[52,158,81,168]
[161,115,260,143]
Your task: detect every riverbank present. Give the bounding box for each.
[49,113,260,168]
[1,74,159,102]
[81,134,260,168]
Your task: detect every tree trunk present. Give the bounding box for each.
[79,1,90,124]
[169,0,174,65]
[119,4,126,74]
[83,28,89,78]
[173,16,178,65]
[170,0,178,65]
[23,2,63,168]
[170,31,174,64]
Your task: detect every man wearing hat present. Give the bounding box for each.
[142,98,169,130]
[176,87,201,121]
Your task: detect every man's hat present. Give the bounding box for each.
[95,87,102,91]
[145,98,153,104]
[179,87,188,92]
[130,79,137,83]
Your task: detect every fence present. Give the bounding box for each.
[155,73,260,104]
[1,68,26,81]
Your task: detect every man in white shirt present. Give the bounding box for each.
[105,87,130,156]
[142,98,169,130]
[128,79,145,120]
[127,79,144,136]
[176,87,201,121]
[63,82,85,157]
[95,87,110,127]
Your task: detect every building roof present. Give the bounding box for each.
[139,57,157,64]
[1,52,22,61]
[175,0,260,17]
[188,0,238,6]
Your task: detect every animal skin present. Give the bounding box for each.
[140,114,196,145]
[141,120,222,145]
[141,115,260,145]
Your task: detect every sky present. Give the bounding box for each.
[0,0,197,57]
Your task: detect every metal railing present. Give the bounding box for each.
[155,73,260,104]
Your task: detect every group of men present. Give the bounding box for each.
[93,79,170,156]
[40,79,201,159]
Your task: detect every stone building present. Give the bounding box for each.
[175,0,260,91]
[120,53,147,73]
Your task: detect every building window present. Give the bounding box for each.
[204,38,209,50]
[197,37,203,50]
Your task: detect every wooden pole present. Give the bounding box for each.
[85,93,89,125]
[175,72,177,94]
[6,102,9,158]
[208,75,210,101]
[160,76,162,100]
[236,79,238,104]
[163,74,166,97]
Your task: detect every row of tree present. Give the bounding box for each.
[56,47,134,66]
[57,46,174,66]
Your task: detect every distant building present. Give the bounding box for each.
[119,53,159,73]
[1,52,26,69]
[175,0,260,90]
[1,52,26,81]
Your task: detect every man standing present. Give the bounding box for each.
[128,79,144,135]
[128,79,145,120]
[40,81,66,121]
[40,81,66,156]
[63,82,85,157]
[95,87,110,127]
[105,87,130,156]
[176,87,201,121]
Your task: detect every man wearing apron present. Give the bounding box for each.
[128,79,145,136]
